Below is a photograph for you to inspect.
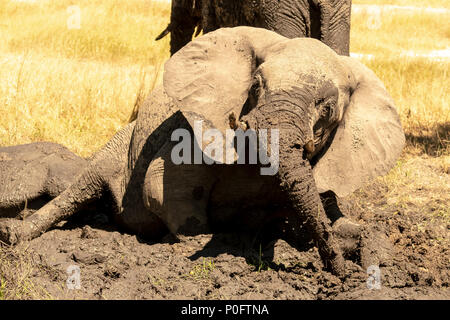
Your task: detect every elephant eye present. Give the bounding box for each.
[319,104,331,119]
[242,75,263,115]
[251,73,264,97]
[250,81,260,97]
[315,96,336,120]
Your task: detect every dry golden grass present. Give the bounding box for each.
[0,0,171,64]
[351,10,449,54]
[365,58,448,156]
[349,1,450,222]
[0,0,448,157]
[351,7,449,156]
[378,154,449,217]
[0,51,164,156]
[0,242,54,299]
[0,0,170,156]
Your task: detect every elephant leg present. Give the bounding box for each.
[169,16,199,55]
[201,0,221,34]
[320,191,344,223]
[317,0,351,56]
[143,141,216,236]
[0,123,135,245]
[156,0,202,55]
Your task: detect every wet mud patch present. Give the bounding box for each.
[0,155,448,299]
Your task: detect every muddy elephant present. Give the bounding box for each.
[0,27,405,276]
[0,142,87,218]
[157,0,352,56]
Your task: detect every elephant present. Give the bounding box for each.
[156,0,352,56]
[0,27,405,277]
[0,142,87,219]
[156,0,203,56]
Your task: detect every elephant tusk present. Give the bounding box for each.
[155,23,173,41]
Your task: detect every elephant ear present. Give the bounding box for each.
[313,57,405,197]
[163,27,286,161]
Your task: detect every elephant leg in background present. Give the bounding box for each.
[200,0,352,56]
[0,142,87,219]
[321,0,352,56]
[156,0,202,56]
[265,0,352,56]
[143,140,216,236]
[158,0,351,57]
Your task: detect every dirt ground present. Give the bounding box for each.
[0,152,448,300]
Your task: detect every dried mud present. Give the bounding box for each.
[0,157,449,300]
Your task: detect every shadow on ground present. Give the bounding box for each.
[405,122,449,156]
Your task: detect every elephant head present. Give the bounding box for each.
[163,27,405,276]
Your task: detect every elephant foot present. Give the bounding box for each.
[359,228,394,270]
[332,217,363,260]
[331,218,393,270]
[0,218,30,245]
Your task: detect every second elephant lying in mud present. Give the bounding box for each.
[0,27,405,277]
[0,142,87,218]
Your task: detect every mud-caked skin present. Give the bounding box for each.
[0,28,405,277]
[0,142,87,218]
[158,0,352,56]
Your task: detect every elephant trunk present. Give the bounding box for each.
[277,147,345,276]
[244,92,345,277]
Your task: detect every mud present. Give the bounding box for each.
[1,157,448,300]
